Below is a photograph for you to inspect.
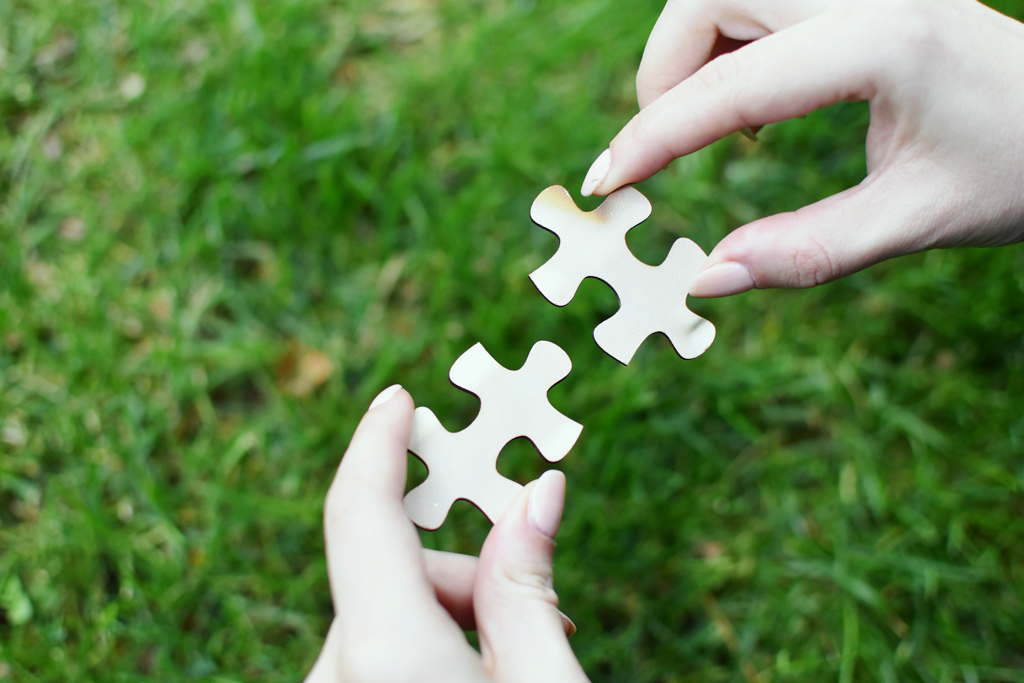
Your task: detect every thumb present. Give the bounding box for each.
[688,168,951,296]
[474,471,588,683]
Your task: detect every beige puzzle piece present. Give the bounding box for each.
[530,185,716,364]
[405,340,583,530]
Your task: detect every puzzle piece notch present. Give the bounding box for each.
[529,185,652,306]
[405,340,583,530]
[594,237,717,362]
[529,185,716,364]
[405,408,524,528]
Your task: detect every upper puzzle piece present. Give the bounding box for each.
[530,185,715,364]
[405,340,583,530]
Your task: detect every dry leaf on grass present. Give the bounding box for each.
[275,342,334,397]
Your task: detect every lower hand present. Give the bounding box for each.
[304,385,588,683]
[582,0,1024,297]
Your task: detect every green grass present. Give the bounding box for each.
[3,0,1024,680]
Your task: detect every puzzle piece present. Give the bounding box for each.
[405,340,583,530]
[530,185,716,364]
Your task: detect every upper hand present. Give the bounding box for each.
[582,0,1024,297]
[304,386,588,683]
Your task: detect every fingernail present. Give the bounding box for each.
[369,384,402,410]
[688,262,755,298]
[528,470,566,539]
[557,610,577,638]
[581,148,611,197]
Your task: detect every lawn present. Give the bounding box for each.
[2,0,1024,681]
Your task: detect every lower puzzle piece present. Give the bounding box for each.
[405,340,583,530]
[530,185,716,364]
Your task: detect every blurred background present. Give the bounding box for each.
[3,0,1024,680]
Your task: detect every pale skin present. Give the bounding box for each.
[304,385,589,683]
[309,1,1024,677]
[582,0,1024,298]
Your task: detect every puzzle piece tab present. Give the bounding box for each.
[530,185,716,364]
[405,340,583,530]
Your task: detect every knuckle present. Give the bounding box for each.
[626,109,656,147]
[693,50,743,95]
[620,109,675,168]
[497,560,560,607]
[789,237,836,287]
[886,0,939,48]
[860,0,941,59]
[829,0,947,86]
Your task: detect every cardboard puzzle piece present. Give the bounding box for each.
[405,340,583,530]
[529,185,716,364]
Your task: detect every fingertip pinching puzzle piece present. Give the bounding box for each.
[405,340,583,530]
[529,185,716,364]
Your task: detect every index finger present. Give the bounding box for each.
[594,12,876,195]
[637,0,824,108]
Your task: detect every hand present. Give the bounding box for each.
[304,385,588,683]
[580,0,1024,297]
